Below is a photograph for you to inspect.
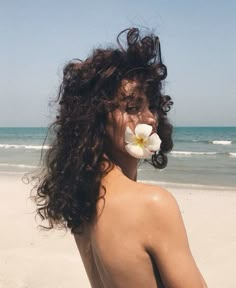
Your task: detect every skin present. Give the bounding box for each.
[74,80,208,288]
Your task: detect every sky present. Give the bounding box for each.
[1,0,236,127]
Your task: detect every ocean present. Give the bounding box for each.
[0,127,235,189]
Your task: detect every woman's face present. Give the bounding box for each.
[105,79,158,159]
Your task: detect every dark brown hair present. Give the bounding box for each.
[32,28,173,233]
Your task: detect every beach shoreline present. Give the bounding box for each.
[1,174,236,287]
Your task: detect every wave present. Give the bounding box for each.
[175,139,234,145]
[170,151,236,157]
[212,140,232,145]
[0,144,51,150]
[171,151,217,156]
[0,163,38,169]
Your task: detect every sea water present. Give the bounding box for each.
[0,127,235,188]
[139,127,236,189]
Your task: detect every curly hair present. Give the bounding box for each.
[33,28,173,234]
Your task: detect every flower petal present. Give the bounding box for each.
[125,126,136,144]
[145,133,161,151]
[135,124,152,139]
[125,143,152,159]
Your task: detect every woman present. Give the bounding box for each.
[34,28,207,287]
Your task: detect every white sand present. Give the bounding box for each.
[0,174,236,288]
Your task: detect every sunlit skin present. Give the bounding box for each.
[74,80,207,288]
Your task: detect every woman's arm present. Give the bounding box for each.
[143,187,207,288]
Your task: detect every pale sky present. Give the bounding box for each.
[1,0,236,127]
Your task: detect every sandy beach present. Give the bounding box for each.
[0,174,236,288]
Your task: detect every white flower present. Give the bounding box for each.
[124,124,161,159]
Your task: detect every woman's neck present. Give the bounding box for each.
[116,162,138,181]
[102,154,138,181]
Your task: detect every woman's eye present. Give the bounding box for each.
[126,106,139,114]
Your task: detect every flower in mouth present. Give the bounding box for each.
[124,124,161,159]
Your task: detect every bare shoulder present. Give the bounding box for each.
[134,182,185,241]
[103,180,178,229]
[134,181,179,216]
[134,182,208,288]
[124,181,182,234]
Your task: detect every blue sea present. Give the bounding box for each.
[0,127,235,189]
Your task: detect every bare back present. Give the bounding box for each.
[74,168,164,288]
[74,167,207,288]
